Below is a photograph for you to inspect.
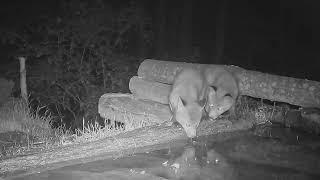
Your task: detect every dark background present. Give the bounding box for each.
[0,0,319,129]
[1,0,319,79]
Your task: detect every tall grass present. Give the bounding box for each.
[0,98,128,147]
[0,98,53,144]
[72,118,126,144]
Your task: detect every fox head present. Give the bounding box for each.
[206,86,234,120]
[174,96,206,138]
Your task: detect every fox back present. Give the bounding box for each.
[169,68,208,138]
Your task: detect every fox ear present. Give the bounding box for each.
[208,86,217,96]
[177,96,186,110]
[180,96,187,106]
[211,85,218,92]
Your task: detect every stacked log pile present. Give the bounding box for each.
[99,59,320,134]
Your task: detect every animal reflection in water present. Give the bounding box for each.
[150,145,234,180]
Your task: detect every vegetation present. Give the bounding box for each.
[0,95,281,160]
[0,0,150,130]
[0,0,290,161]
[0,97,129,159]
[0,0,150,159]
[0,98,54,158]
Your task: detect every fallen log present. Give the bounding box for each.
[1,116,253,177]
[129,76,170,104]
[98,93,171,128]
[137,59,320,108]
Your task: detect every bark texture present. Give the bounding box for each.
[98,93,171,127]
[137,59,320,108]
[129,76,171,105]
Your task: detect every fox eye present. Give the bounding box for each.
[225,93,232,97]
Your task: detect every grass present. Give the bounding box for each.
[236,96,276,125]
[72,118,126,144]
[0,98,55,145]
[0,98,129,159]
[0,95,280,160]
[0,98,58,158]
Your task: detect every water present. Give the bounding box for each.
[11,124,320,180]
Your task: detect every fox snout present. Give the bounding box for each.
[183,125,197,138]
[174,103,202,138]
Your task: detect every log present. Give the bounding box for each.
[1,116,253,177]
[137,59,320,108]
[129,76,171,104]
[98,93,171,129]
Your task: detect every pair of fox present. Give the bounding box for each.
[169,67,239,138]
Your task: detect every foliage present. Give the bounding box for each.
[0,0,152,129]
[0,98,52,142]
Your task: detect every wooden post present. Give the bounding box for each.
[18,57,28,105]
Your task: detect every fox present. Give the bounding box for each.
[203,66,239,120]
[169,68,208,138]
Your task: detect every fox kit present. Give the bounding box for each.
[169,68,208,138]
[204,66,239,120]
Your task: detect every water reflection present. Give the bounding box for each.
[154,143,235,180]
[11,125,320,180]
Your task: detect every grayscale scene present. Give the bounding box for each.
[0,0,320,179]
